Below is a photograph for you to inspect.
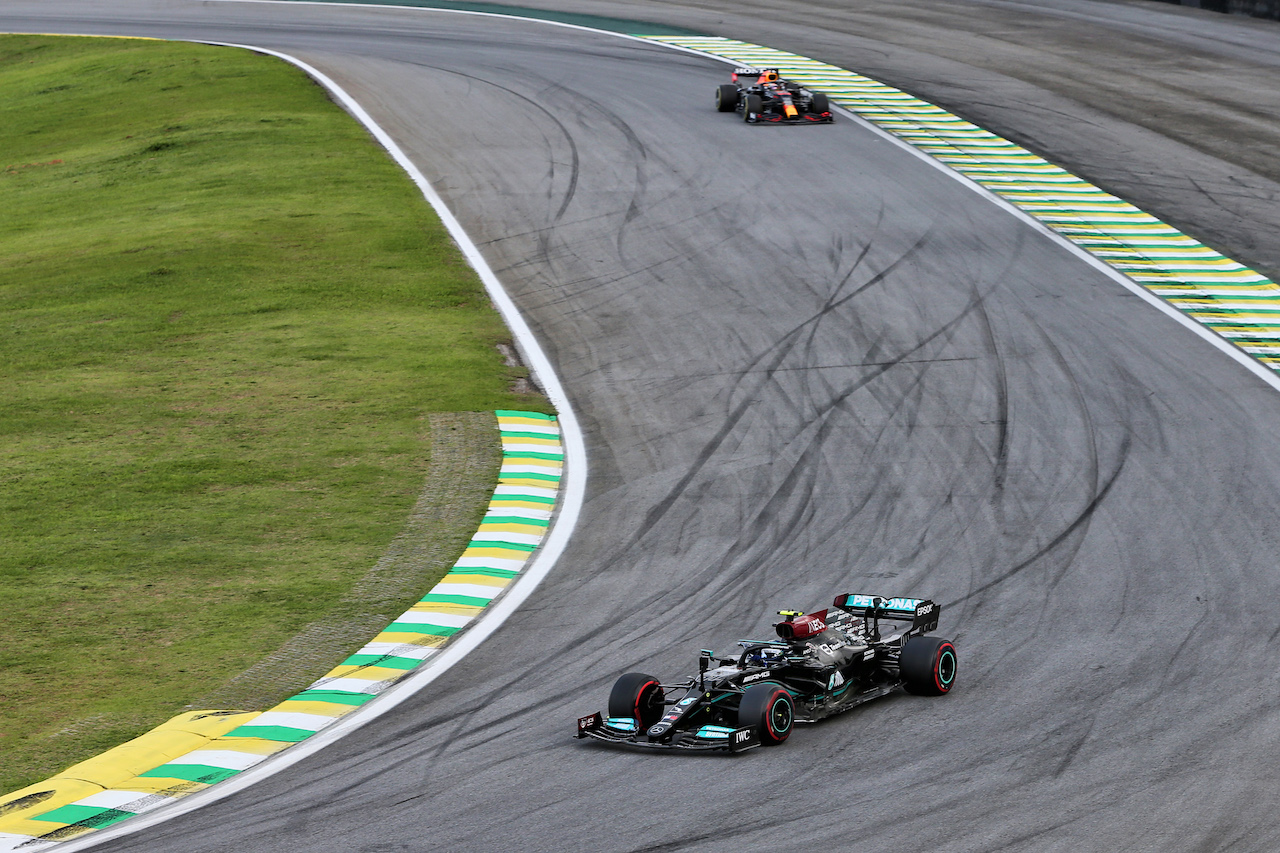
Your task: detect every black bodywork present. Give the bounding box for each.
[715,67,834,124]
[576,594,955,752]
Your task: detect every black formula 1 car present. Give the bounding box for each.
[715,67,834,124]
[576,594,956,752]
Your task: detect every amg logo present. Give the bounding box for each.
[741,671,772,684]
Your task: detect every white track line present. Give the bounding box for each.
[210,8,1280,395]
[28,4,1280,848]
[51,41,587,853]
[630,37,1280,395]
[826,102,1280,394]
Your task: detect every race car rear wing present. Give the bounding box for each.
[731,66,780,82]
[832,594,940,632]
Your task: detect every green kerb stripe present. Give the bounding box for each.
[420,593,494,607]
[496,409,557,420]
[467,539,536,551]
[448,566,519,578]
[222,724,315,742]
[502,450,564,461]
[30,805,135,827]
[498,471,560,483]
[493,492,556,504]
[294,689,376,705]
[342,654,423,670]
[481,515,549,527]
[137,763,241,783]
[381,622,460,637]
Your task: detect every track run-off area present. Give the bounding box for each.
[4,1,1280,851]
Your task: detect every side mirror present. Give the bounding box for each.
[699,649,714,673]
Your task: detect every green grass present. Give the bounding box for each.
[0,34,551,794]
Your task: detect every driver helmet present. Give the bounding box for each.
[759,70,780,84]
[747,647,783,667]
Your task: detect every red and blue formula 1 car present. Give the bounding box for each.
[576,594,956,752]
[715,67,834,124]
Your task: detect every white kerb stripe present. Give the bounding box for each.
[388,611,473,628]
[484,507,552,520]
[174,750,268,771]
[248,712,339,732]
[501,443,563,455]
[452,556,526,572]
[429,582,502,599]
[492,484,558,499]
[305,677,394,694]
[498,423,560,436]
[357,642,442,659]
[75,790,177,810]
[470,531,543,546]
[500,464,563,474]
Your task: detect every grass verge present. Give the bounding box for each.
[0,34,551,794]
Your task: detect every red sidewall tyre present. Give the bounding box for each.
[738,684,794,745]
[608,672,665,728]
[901,637,957,696]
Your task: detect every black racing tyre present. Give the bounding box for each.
[900,637,957,696]
[810,92,830,114]
[715,83,739,112]
[738,684,794,745]
[608,672,665,728]
[743,93,763,122]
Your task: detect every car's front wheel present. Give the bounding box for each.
[738,684,794,744]
[715,83,739,112]
[810,92,830,114]
[608,672,665,728]
[743,93,763,122]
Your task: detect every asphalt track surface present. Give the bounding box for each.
[5,1,1280,851]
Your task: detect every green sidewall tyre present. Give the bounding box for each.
[738,684,794,744]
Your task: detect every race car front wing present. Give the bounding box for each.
[576,712,761,753]
[749,111,833,124]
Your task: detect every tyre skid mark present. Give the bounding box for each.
[647,35,1280,374]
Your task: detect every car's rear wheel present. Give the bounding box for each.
[738,684,793,745]
[900,637,957,696]
[608,672,665,728]
[715,83,739,112]
[810,92,830,114]
[743,93,763,122]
